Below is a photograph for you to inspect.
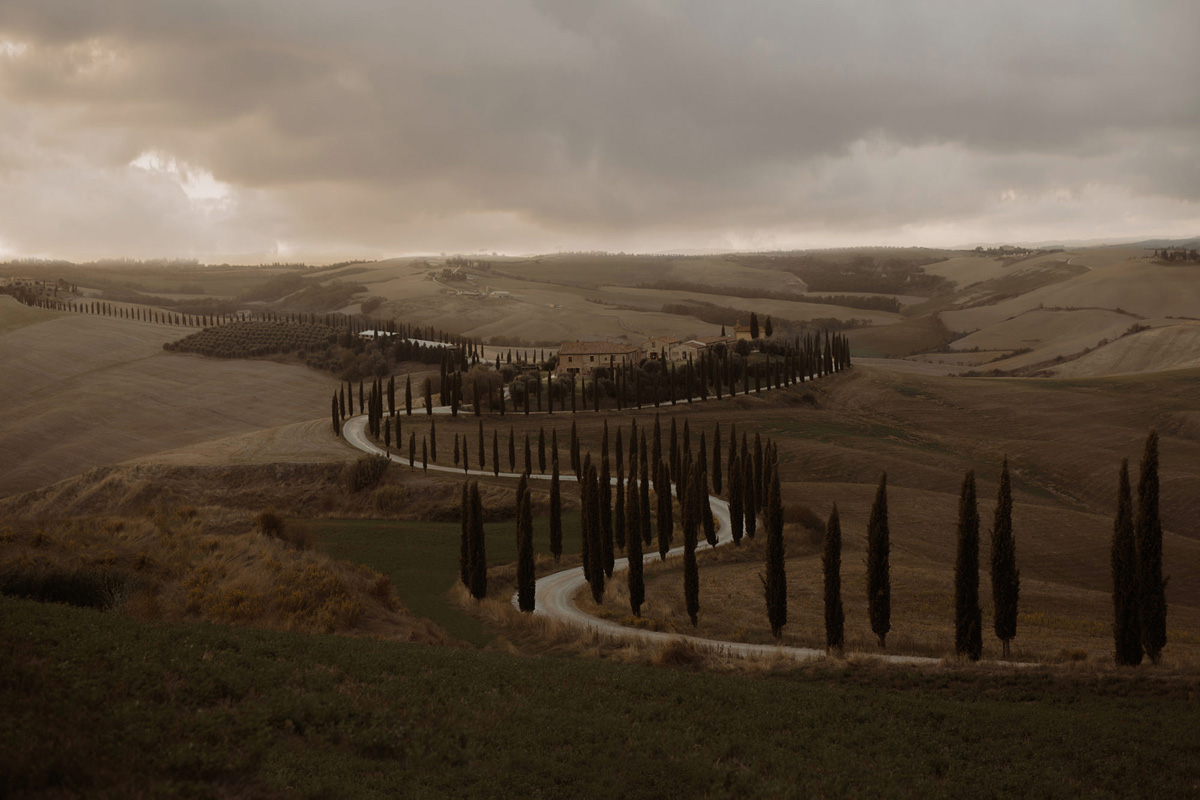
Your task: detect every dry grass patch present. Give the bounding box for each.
[0,511,449,643]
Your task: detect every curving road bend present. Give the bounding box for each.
[342,411,944,666]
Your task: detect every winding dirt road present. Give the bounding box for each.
[341,410,943,666]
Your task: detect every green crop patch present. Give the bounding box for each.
[299,514,583,645]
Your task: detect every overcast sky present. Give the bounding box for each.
[1,1,1197,261]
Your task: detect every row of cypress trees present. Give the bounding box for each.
[1112,431,1168,666]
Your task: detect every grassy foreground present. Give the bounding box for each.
[5,597,1199,798]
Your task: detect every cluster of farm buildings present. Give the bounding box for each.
[555,322,753,377]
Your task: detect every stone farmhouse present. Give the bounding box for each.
[556,341,643,377]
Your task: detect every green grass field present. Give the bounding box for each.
[300,513,583,645]
[4,596,1198,797]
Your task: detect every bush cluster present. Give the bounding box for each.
[165,321,337,359]
[343,455,391,493]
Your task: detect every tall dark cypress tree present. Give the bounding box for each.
[424,378,433,415]
[492,430,500,477]
[1112,458,1143,666]
[753,433,765,508]
[954,470,983,661]
[657,461,673,561]
[430,417,438,461]
[712,423,722,495]
[549,457,563,562]
[669,417,679,484]
[626,463,640,568]
[683,475,700,627]
[824,504,845,654]
[331,393,340,435]
[524,433,532,474]
[1136,430,1167,663]
[517,473,535,612]
[614,460,626,551]
[459,480,471,587]
[405,375,412,415]
[762,460,786,639]
[867,473,891,648]
[729,455,744,545]
[742,457,757,540]
[627,468,645,617]
[478,420,486,470]
[990,457,1020,658]
[700,470,716,548]
[469,481,487,599]
[640,451,652,548]
[600,450,614,578]
[586,463,605,603]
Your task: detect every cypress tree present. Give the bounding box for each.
[684,475,700,627]
[461,437,469,474]
[726,423,737,497]
[669,417,679,484]
[409,432,416,470]
[388,375,395,417]
[627,479,645,616]
[614,460,626,551]
[955,470,983,661]
[517,473,535,612]
[1136,430,1168,663]
[549,456,563,562]
[626,462,640,564]
[600,449,614,578]
[657,461,673,560]
[469,481,487,599]
[570,420,580,475]
[824,504,845,654]
[700,470,716,547]
[742,457,757,540]
[339,387,346,419]
[867,473,891,648]
[478,420,485,470]
[424,378,433,415]
[405,375,412,415]
[538,427,546,474]
[753,433,765,507]
[453,434,461,467]
[524,433,532,474]
[422,437,428,472]
[990,457,1020,658]
[1112,458,1143,666]
[729,455,744,545]
[640,447,652,547]
[331,393,340,435]
[586,464,605,603]
[492,430,500,477]
[712,423,722,495]
[459,480,471,587]
[430,418,438,461]
[763,460,786,639]
[580,456,593,584]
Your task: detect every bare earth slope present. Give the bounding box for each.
[0,312,336,496]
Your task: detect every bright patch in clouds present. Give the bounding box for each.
[0,40,28,59]
[130,151,234,208]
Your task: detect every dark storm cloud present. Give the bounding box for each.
[0,0,1197,258]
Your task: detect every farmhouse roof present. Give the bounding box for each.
[558,340,640,356]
